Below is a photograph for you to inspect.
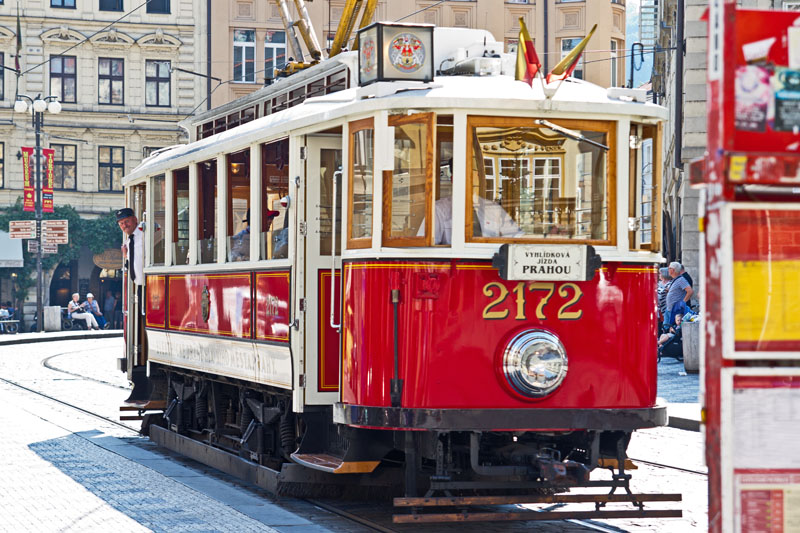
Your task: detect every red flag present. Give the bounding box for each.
[21,147,35,212]
[42,148,55,213]
[546,24,597,84]
[515,17,541,86]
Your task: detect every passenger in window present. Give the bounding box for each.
[428,195,522,245]
[230,209,251,262]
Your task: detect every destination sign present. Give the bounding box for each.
[9,220,36,239]
[493,244,601,282]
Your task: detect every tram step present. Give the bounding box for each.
[395,492,682,507]
[393,509,684,524]
[291,452,379,474]
[119,400,167,411]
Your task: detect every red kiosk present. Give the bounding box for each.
[701,3,800,533]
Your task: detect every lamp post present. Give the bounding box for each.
[14,94,62,332]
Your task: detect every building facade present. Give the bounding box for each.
[0,0,206,317]
[651,0,790,300]
[209,0,627,108]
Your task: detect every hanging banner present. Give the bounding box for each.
[21,147,35,212]
[42,148,55,213]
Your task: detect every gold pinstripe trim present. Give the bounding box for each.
[255,271,290,342]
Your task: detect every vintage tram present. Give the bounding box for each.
[120,24,676,521]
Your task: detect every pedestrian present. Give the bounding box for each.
[679,265,693,288]
[657,267,672,325]
[104,292,116,328]
[664,261,693,328]
[83,293,108,329]
[67,293,99,330]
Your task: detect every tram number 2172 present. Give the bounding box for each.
[482,282,583,321]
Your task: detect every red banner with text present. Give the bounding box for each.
[21,147,35,212]
[42,148,55,213]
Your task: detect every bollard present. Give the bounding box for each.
[43,306,62,332]
[682,320,700,374]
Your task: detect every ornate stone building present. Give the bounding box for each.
[0,0,206,317]
[209,0,627,108]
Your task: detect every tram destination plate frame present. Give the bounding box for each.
[492,244,601,282]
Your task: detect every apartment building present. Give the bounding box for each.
[209,0,627,108]
[0,0,206,313]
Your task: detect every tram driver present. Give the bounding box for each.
[424,194,523,245]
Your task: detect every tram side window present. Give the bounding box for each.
[348,118,374,249]
[629,123,660,251]
[384,113,434,247]
[261,139,289,260]
[466,116,613,244]
[198,159,218,263]
[227,149,250,262]
[151,174,166,266]
[173,168,190,264]
[319,147,343,256]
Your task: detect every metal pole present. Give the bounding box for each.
[35,110,43,333]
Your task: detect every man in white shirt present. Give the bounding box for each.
[430,195,523,245]
[117,208,144,285]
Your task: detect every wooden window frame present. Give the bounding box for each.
[382,112,435,248]
[629,123,661,252]
[465,115,616,246]
[347,117,375,249]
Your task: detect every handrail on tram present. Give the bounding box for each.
[330,170,342,331]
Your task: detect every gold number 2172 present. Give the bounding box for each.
[482,281,583,321]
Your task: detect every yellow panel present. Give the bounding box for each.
[733,260,800,342]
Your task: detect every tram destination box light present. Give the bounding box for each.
[358,22,434,87]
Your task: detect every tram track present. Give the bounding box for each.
[2,344,690,532]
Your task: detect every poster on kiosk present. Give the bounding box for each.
[703,4,800,533]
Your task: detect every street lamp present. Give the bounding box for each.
[14,94,61,332]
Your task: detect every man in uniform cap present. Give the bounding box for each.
[117,208,144,285]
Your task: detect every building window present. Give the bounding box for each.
[561,38,585,79]
[506,0,529,3]
[99,0,122,10]
[233,29,256,83]
[98,146,124,192]
[783,0,800,9]
[98,58,124,104]
[147,0,169,13]
[52,144,77,190]
[0,142,4,188]
[52,0,76,7]
[264,31,286,80]
[0,53,4,101]
[50,56,77,103]
[610,40,618,87]
[145,60,170,107]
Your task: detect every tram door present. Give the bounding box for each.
[303,135,342,405]
[123,184,148,402]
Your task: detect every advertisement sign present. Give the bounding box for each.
[42,148,55,213]
[728,10,800,156]
[725,205,800,357]
[722,370,800,533]
[21,147,35,212]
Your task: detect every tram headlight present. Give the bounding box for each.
[502,330,568,398]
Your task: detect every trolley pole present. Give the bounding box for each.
[34,106,43,333]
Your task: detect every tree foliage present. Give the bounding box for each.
[0,198,122,302]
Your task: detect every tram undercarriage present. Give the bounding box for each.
[138,366,681,522]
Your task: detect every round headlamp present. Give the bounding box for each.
[503,330,568,398]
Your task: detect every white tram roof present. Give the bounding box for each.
[124,54,666,186]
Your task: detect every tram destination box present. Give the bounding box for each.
[492,244,601,282]
[358,22,434,86]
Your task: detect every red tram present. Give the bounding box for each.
[120,24,675,521]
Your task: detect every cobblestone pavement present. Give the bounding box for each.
[657,356,701,404]
[0,337,708,532]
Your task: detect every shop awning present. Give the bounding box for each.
[0,231,24,268]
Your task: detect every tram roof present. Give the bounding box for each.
[124,69,667,185]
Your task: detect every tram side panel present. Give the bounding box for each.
[341,260,659,413]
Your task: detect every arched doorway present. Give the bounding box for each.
[91,266,122,315]
[49,263,73,308]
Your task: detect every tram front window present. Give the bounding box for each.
[467,117,612,243]
[227,150,250,262]
[261,139,289,260]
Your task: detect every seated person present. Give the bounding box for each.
[658,313,684,347]
[229,210,251,262]
[83,293,108,329]
[68,292,99,330]
[423,194,523,245]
